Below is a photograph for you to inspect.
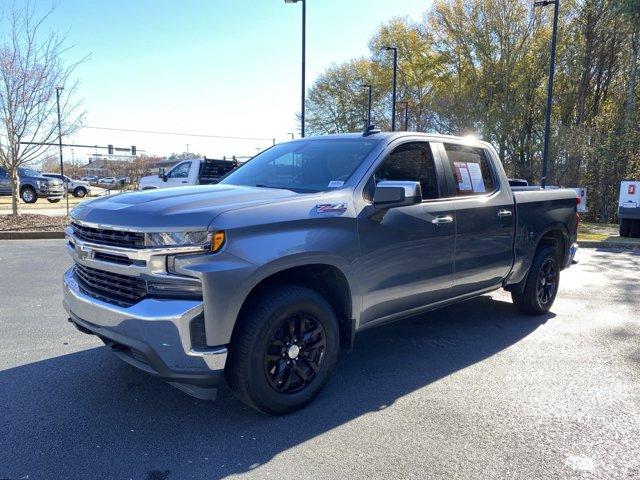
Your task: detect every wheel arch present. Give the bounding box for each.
[230,261,356,349]
[506,225,568,294]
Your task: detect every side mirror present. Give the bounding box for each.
[373,181,422,209]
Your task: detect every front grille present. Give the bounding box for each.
[93,251,133,266]
[71,222,145,249]
[74,263,147,307]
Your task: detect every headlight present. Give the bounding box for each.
[37,180,45,188]
[144,231,211,247]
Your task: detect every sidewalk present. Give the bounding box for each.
[0,208,69,216]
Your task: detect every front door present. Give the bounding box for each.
[165,161,192,187]
[357,141,456,324]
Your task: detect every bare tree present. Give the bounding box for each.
[0,3,85,215]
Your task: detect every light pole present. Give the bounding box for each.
[360,84,372,131]
[383,46,398,131]
[55,86,68,216]
[535,0,559,188]
[398,101,409,131]
[285,0,306,137]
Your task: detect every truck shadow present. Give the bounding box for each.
[0,295,551,480]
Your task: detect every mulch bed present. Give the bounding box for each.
[0,213,69,232]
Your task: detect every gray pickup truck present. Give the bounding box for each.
[0,166,64,203]
[63,131,578,414]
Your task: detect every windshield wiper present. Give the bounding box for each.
[253,184,319,193]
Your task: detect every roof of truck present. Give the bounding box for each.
[291,131,493,150]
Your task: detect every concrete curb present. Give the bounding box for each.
[578,240,640,249]
[0,231,66,240]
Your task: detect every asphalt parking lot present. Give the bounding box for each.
[0,240,639,480]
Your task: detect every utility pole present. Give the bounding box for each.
[284,0,306,137]
[383,46,398,131]
[55,87,68,216]
[535,0,559,188]
[361,84,372,130]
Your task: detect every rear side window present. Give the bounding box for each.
[373,142,439,200]
[444,144,495,196]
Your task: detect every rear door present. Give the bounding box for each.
[436,142,515,295]
[357,140,456,324]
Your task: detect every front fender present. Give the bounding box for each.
[176,219,361,346]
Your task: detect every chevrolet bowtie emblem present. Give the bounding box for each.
[75,244,94,260]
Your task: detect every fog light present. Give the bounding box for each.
[147,281,203,299]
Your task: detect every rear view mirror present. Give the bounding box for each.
[373,181,422,208]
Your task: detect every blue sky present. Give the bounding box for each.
[11,0,430,160]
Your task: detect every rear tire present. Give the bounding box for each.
[619,219,631,237]
[225,285,340,415]
[631,220,640,238]
[511,246,560,315]
[20,186,37,203]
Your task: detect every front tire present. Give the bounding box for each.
[512,246,560,315]
[73,187,87,198]
[20,186,37,203]
[225,285,340,415]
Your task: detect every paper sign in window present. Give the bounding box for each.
[453,162,473,191]
[466,162,486,193]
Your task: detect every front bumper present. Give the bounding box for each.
[39,186,64,198]
[63,268,228,399]
[565,242,578,268]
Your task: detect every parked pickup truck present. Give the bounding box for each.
[63,131,579,414]
[138,157,238,190]
[0,166,64,203]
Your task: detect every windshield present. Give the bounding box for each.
[18,167,40,177]
[220,138,380,193]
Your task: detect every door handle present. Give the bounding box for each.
[497,209,513,218]
[181,181,188,184]
[432,215,454,225]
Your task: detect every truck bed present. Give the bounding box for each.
[507,188,579,288]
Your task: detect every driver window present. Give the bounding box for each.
[367,142,439,201]
[168,161,191,178]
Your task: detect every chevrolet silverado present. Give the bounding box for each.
[63,130,579,414]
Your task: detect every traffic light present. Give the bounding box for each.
[108,144,113,155]
[131,145,136,156]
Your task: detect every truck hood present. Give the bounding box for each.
[70,184,298,231]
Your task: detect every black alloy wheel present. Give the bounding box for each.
[264,313,326,394]
[536,258,557,306]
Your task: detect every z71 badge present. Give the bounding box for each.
[315,203,347,213]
